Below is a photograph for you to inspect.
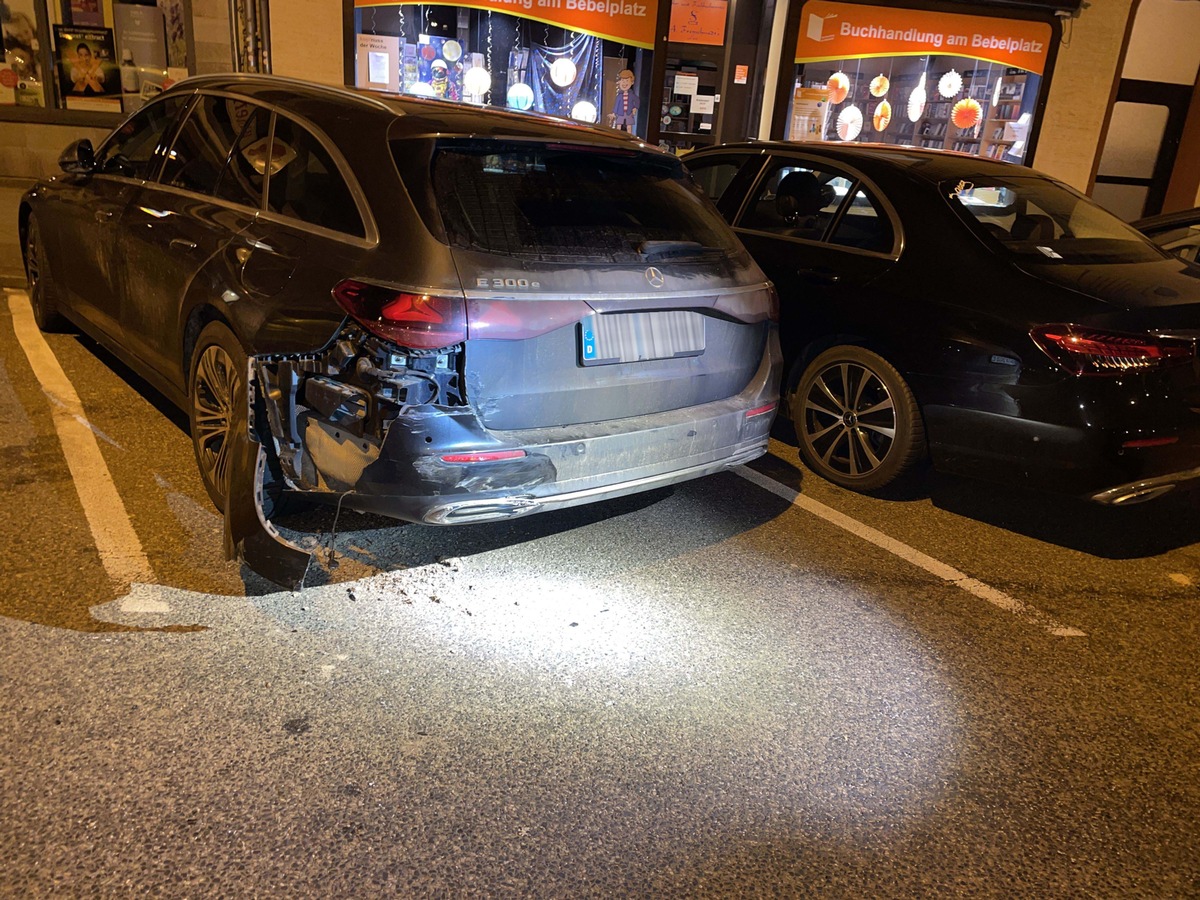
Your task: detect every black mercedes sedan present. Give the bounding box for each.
[19,75,780,585]
[684,142,1200,505]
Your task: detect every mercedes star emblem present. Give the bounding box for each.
[645,266,665,288]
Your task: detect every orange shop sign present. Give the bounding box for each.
[796,0,1052,75]
[669,0,728,46]
[356,0,658,49]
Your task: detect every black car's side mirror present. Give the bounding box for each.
[58,139,96,175]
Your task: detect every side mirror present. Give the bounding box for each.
[58,139,96,175]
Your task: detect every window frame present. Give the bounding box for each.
[731,152,904,260]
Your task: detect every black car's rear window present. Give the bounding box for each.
[427,140,741,263]
[945,175,1165,265]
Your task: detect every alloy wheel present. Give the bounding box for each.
[191,343,238,504]
[800,361,898,479]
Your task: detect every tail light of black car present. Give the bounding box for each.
[1030,324,1195,376]
[334,279,467,350]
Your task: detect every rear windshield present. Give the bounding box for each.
[945,175,1166,265]
[428,140,741,263]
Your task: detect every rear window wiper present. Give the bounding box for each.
[637,240,722,261]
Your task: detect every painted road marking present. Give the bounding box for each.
[7,291,154,589]
[736,465,1087,638]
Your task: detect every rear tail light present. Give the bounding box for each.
[334,279,467,350]
[1030,324,1194,376]
[440,450,527,463]
[745,403,777,418]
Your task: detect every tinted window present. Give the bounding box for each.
[265,116,364,237]
[828,187,894,254]
[161,95,255,195]
[738,161,851,242]
[94,96,188,179]
[213,105,272,208]
[429,140,741,263]
[947,176,1164,264]
[686,156,749,207]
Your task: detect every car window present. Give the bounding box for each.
[213,105,272,209]
[828,186,895,254]
[94,96,189,179]
[265,116,365,238]
[160,94,254,195]
[737,161,852,242]
[427,140,742,263]
[686,156,750,206]
[947,177,1165,264]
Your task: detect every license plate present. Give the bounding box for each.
[579,311,705,366]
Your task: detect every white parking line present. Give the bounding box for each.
[736,465,1087,638]
[7,291,154,589]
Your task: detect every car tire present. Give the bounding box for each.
[24,214,69,332]
[791,345,925,492]
[189,321,247,512]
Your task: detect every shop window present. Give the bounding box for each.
[738,163,850,243]
[786,2,1052,165]
[94,93,188,178]
[266,116,365,239]
[1,0,190,116]
[351,4,654,139]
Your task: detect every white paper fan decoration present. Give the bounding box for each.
[938,69,962,99]
[907,73,927,123]
[836,105,863,141]
[827,71,850,105]
[869,74,889,98]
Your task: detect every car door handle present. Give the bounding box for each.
[94,209,113,223]
[170,238,198,252]
[797,267,841,285]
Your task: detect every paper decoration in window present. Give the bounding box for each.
[836,105,863,141]
[827,71,849,105]
[550,57,577,87]
[907,73,926,123]
[873,99,892,132]
[952,98,983,129]
[572,100,598,123]
[408,82,435,97]
[442,41,463,63]
[507,82,534,110]
[870,75,889,98]
[464,65,491,98]
[938,69,962,99]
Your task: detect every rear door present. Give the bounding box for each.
[730,154,900,361]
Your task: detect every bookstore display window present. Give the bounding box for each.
[787,55,1041,163]
[353,5,654,138]
[1,0,188,115]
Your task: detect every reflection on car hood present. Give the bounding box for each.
[1019,258,1200,322]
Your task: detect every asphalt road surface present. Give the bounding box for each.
[2,287,1199,897]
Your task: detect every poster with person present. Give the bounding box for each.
[53,24,120,110]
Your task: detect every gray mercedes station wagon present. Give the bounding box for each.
[20,75,781,585]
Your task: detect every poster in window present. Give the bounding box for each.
[54,25,121,111]
[65,0,105,28]
[2,0,44,106]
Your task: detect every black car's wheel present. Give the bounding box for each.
[189,322,246,511]
[24,214,68,332]
[791,345,925,492]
